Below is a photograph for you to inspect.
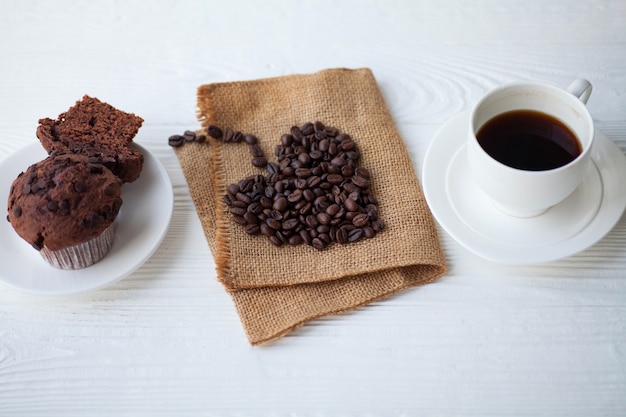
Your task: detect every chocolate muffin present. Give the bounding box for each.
[36,95,144,183]
[7,154,123,269]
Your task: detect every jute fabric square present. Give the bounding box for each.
[174,68,446,345]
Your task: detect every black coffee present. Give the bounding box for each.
[476,110,582,171]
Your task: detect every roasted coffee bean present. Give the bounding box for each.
[260,223,274,237]
[327,174,344,184]
[227,184,240,196]
[311,238,326,250]
[298,152,311,166]
[282,218,299,231]
[168,134,184,147]
[249,144,264,158]
[288,234,303,245]
[232,215,246,225]
[183,130,196,141]
[252,157,268,168]
[266,218,281,230]
[341,165,354,177]
[352,213,370,227]
[287,189,303,203]
[295,168,312,178]
[290,126,304,142]
[245,224,261,235]
[325,126,339,137]
[223,127,234,142]
[317,212,331,225]
[271,210,283,221]
[272,196,288,211]
[230,207,246,217]
[336,226,348,244]
[343,197,359,212]
[269,235,282,247]
[363,226,376,239]
[267,162,280,175]
[326,204,340,216]
[234,131,245,143]
[355,166,370,179]
[244,134,258,145]
[348,228,364,242]
[371,219,385,231]
[301,122,315,136]
[351,175,370,189]
[196,134,206,143]
[207,125,223,139]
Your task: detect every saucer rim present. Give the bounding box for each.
[422,111,626,264]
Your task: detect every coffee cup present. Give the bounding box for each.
[467,79,594,217]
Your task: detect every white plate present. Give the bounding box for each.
[0,142,173,295]
[422,111,626,264]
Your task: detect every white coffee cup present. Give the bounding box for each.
[467,79,594,217]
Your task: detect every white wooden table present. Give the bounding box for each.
[1,1,625,415]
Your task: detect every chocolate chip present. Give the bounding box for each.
[12,206,22,218]
[33,234,44,250]
[74,182,86,193]
[88,164,104,174]
[104,185,116,196]
[51,124,60,141]
[58,199,70,211]
[83,212,102,229]
[47,201,58,212]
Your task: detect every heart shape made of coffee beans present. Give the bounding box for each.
[170,121,384,250]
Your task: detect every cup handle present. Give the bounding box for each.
[567,79,593,104]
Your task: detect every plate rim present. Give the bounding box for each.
[0,141,174,295]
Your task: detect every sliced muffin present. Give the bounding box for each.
[37,95,144,183]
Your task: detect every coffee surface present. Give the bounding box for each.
[476,110,582,171]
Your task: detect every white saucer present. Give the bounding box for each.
[0,142,173,295]
[422,111,626,264]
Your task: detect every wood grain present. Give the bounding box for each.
[1,1,625,416]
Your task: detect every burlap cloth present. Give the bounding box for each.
[174,68,447,345]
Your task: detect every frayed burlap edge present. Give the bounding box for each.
[174,68,447,345]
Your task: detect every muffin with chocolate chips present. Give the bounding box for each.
[7,154,122,269]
